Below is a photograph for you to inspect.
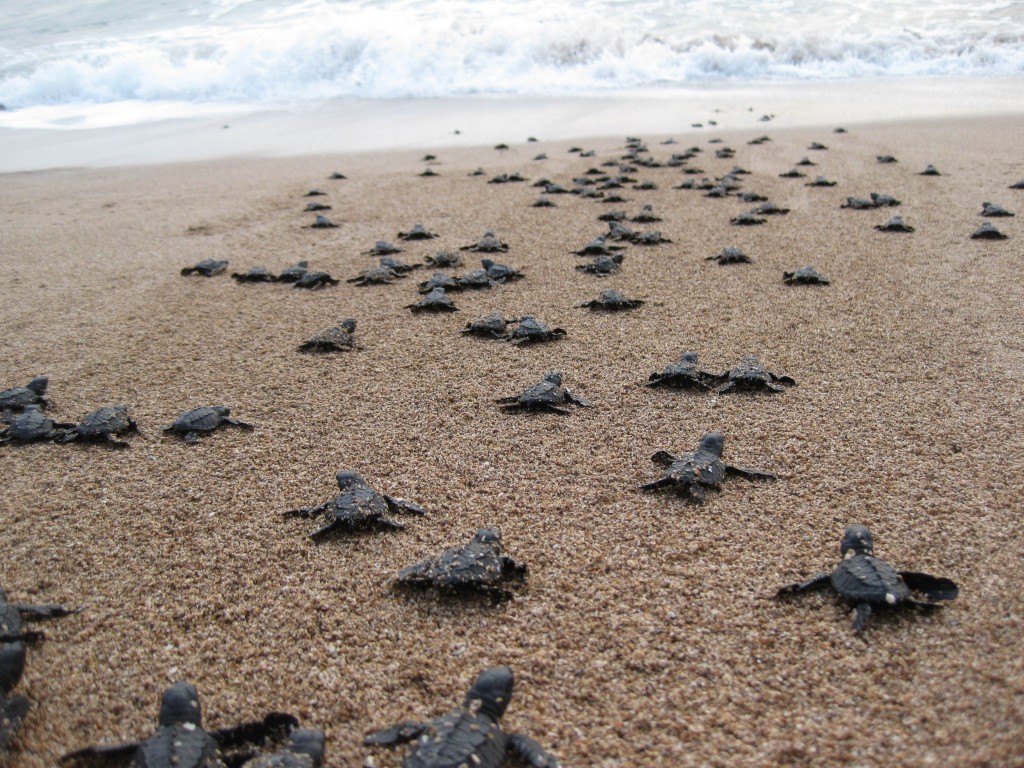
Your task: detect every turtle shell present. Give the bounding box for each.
[74,405,133,438]
[399,529,514,589]
[325,485,390,526]
[403,710,506,768]
[0,377,48,411]
[4,406,63,441]
[0,640,26,695]
[831,555,911,606]
[662,441,726,490]
[514,374,570,406]
[168,406,230,433]
[136,724,219,768]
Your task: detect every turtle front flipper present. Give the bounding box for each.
[639,477,674,492]
[501,556,528,580]
[564,389,594,408]
[284,503,330,520]
[383,496,426,516]
[899,571,959,602]
[12,602,81,621]
[852,602,872,632]
[508,732,563,768]
[58,738,142,768]
[0,694,29,749]
[211,711,298,765]
[223,418,255,430]
[363,721,427,747]
[775,572,831,596]
[723,464,777,481]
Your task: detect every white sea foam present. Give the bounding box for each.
[0,0,1021,127]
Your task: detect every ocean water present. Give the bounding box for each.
[0,0,1022,129]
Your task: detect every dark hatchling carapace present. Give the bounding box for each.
[579,289,644,311]
[460,230,509,253]
[775,525,959,632]
[348,264,408,286]
[979,202,1013,217]
[576,253,624,276]
[231,266,278,283]
[0,405,74,445]
[496,315,566,346]
[397,223,438,240]
[707,245,751,264]
[180,259,228,277]
[240,728,326,768]
[364,666,562,768]
[875,215,915,233]
[783,265,831,285]
[59,681,299,768]
[292,271,340,289]
[640,431,776,503]
[396,528,528,602]
[406,286,459,312]
[0,375,49,419]
[308,214,338,228]
[971,222,1008,240]
[277,260,310,282]
[496,371,592,414]
[58,404,140,449]
[297,319,360,353]
[645,351,724,390]
[572,235,626,256]
[461,312,518,339]
[716,356,796,393]
[163,406,254,444]
[363,241,404,256]
[283,471,425,538]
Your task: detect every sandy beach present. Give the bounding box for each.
[2,106,1023,767]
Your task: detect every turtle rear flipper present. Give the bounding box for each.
[899,571,959,601]
[775,572,831,596]
[59,738,141,768]
[501,556,528,580]
[363,721,427,747]
[383,496,426,516]
[508,732,562,768]
[0,694,30,749]
[852,602,873,632]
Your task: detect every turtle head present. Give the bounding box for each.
[211,406,231,418]
[159,681,202,727]
[542,372,564,386]
[474,528,502,544]
[287,728,326,766]
[335,471,366,490]
[481,258,495,269]
[840,525,874,557]
[27,376,49,395]
[340,318,357,332]
[698,431,725,457]
[464,666,514,720]
[681,351,698,363]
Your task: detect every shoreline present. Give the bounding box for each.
[1,75,1022,173]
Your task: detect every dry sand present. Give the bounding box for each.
[1,113,1023,767]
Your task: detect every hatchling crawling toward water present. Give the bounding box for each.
[875,215,914,233]
[308,214,338,228]
[364,666,562,768]
[640,431,776,503]
[753,202,790,216]
[776,525,959,632]
[277,260,310,282]
[425,250,462,267]
[0,376,48,420]
[717,356,796,393]
[460,230,509,253]
[462,311,518,339]
[645,351,723,390]
[971,222,1008,240]
[707,245,751,264]
[783,265,831,285]
[407,286,459,312]
[980,202,1014,217]
[731,212,766,226]
[349,264,408,286]
[398,223,438,240]
[396,528,527,602]
[630,230,672,245]
[579,289,644,311]
[59,681,299,768]
[805,175,837,187]
[364,240,404,256]
[298,319,360,353]
[163,406,253,444]
[284,471,425,538]
[481,258,524,283]
[231,266,278,283]
[180,259,228,277]
[571,235,625,256]
[497,371,591,414]
[0,405,73,445]
[292,271,340,289]
[497,315,566,346]
[59,405,140,448]
[417,271,461,293]
[576,253,624,276]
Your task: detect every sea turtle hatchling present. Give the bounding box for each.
[579,289,644,311]
[630,230,672,245]
[406,287,459,312]
[284,471,425,538]
[364,666,562,768]
[752,202,790,216]
[293,271,340,289]
[576,253,624,276]
[805,176,837,187]
[971,222,1008,240]
[776,525,959,632]
[497,316,566,346]
[630,205,662,223]
[298,319,360,353]
[783,265,831,285]
[919,164,941,176]
[707,245,751,264]
[180,259,228,277]
[59,681,298,768]
[397,223,438,241]
[461,312,518,339]
[425,250,462,267]
[308,215,337,229]
[231,266,278,283]
[0,376,49,420]
[716,356,796,393]
[731,212,766,226]
[640,431,776,503]
[163,406,254,444]
[481,258,524,283]
[58,405,140,449]
[779,168,806,179]
[980,202,1014,217]
[0,405,73,445]
[875,215,914,233]
[395,528,527,602]
[460,231,509,253]
[417,271,461,293]
[645,351,724,390]
[363,241,404,256]
[572,236,626,256]
[496,371,592,414]
[349,264,407,286]
[277,260,310,282]
[876,154,898,163]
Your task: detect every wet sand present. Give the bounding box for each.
[2,112,1023,767]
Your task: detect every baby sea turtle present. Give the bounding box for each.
[497,316,566,346]
[0,376,49,420]
[871,192,901,206]
[0,405,73,445]
[396,528,527,602]
[59,681,298,768]
[919,164,941,176]
[284,471,425,538]
[640,431,775,503]
[576,253,624,276]
[293,271,339,289]
[572,236,625,257]
[462,312,518,339]
[731,212,766,226]
[579,289,644,311]
[406,286,459,312]
[752,202,790,216]
[304,202,331,212]
[707,245,751,264]
[418,271,461,293]
[349,264,407,286]
[876,154,898,163]
[971,222,1008,240]
[779,168,806,179]
[308,215,338,229]
[795,157,816,166]
[841,197,876,210]
[783,265,831,285]
[606,221,635,241]
[645,351,723,390]
[364,666,561,768]
[298,319,360,353]
[419,168,440,177]
[241,728,326,768]
[1009,179,1024,189]
[460,231,509,253]
[488,172,527,184]
[532,195,556,207]
[630,230,672,245]
[231,266,278,283]
[364,241,404,256]
[425,250,462,268]
[398,224,438,241]
[805,176,837,187]
[58,405,140,449]
[776,525,959,632]
[980,202,1014,217]
[808,142,828,150]
[717,356,796,394]
[875,215,914,233]
[180,259,228,277]
[496,372,591,414]
[277,260,310,282]
[738,191,768,203]
[598,209,627,222]
[328,171,346,179]
[163,406,253,444]
[304,189,326,197]
[481,258,524,283]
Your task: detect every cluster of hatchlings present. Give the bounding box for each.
[12,125,1017,766]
